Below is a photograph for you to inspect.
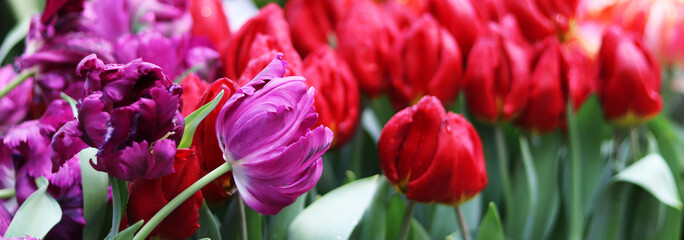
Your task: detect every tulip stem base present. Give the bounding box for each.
[455,206,471,240]
[133,162,233,240]
[0,67,35,99]
[0,188,14,199]
[238,194,248,240]
[494,126,512,209]
[399,200,417,240]
[630,127,640,161]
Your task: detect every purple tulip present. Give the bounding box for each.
[216,54,333,215]
[51,54,184,181]
[0,65,33,133]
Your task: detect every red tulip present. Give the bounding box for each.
[285,0,343,57]
[127,149,203,240]
[233,34,303,86]
[179,73,209,117]
[336,0,398,97]
[427,0,484,57]
[464,15,531,123]
[190,0,231,52]
[303,46,359,147]
[504,0,556,42]
[389,14,462,109]
[598,26,662,126]
[192,78,239,202]
[222,3,302,82]
[378,96,487,205]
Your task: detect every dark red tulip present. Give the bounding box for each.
[336,0,398,97]
[190,0,231,52]
[464,15,532,123]
[389,14,462,109]
[598,26,662,126]
[192,78,239,202]
[285,0,343,57]
[127,149,203,240]
[427,0,485,57]
[504,0,556,42]
[179,73,209,117]
[378,96,487,205]
[303,46,359,147]
[233,34,303,86]
[222,3,302,82]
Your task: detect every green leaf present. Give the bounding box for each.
[649,116,683,240]
[106,177,129,240]
[5,177,63,238]
[268,193,307,240]
[386,194,405,240]
[114,220,144,240]
[409,219,431,240]
[358,178,391,240]
[195,201,222,240]
[80,148,110,239]
[178,90,225,149]
[0,17,30,64]
[524,133,562,240]
[60,92,79,118]
[477,202,504,240]
[288,175,381,240]
[613,153,682,209]
[361,108,382,144]
[245,204,263,240]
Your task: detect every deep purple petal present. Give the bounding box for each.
[40,99,75,129]
[78,93,110,147]
[0,65,32,132]
[51,120,88,172]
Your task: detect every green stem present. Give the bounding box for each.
[107,177,127,240]
[0,188,15,199]
[238,194,248,240]
[494,126,512,208]
[133,162,232,240]
[455,206,471,240]
[567,106,583,240]
[398,200,417,240]
[0,68,35,99]
[630,128,640,162]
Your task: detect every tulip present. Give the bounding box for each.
[427,0,484,57]
[0,205,9,235]
[0,65,33,132]
[336,0,397,97]
[192,78,239,202]
[127,149,203,240]
[389,14,462,109]
[190,0,231,52]
[51,54,184,181]
[222,4,303,82]
[216,54,333,214]
[179,73,209,117]
[598,26,662,126]
[285,0,343,57]
[378,96,487,205]
[464,15,531,123]
[303,46,359,147]
[233,34,303,86]
[504,0,556,42]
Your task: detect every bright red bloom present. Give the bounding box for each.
[222,3,302,83]
[190,0,231,52]
[504,0,556,42]
[464,15,532,123]
[303,46,359,147]
[378,96,487,205]
[336,0,398,97]
[285,0,343,57]
[192,78,239,202]
[598,26,662,126]
[126,149,203,240]
[427,0,484,57]
[389,14,462,109]
[179,73,209,117]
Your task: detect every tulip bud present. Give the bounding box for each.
[222,4,303,82]
[504,0,556,42]
[464,16,531,123]
[285,0,343,57]
[190,0,231,52]
[427,0,484,57]
[127,149,204,240]
[192,78,239,203]
[216,54,333,214]
[598,26,662,126]
[303,47,359,147]
[336,0,398,97]
[179,73,209,117]
[389,14,462,110]
[378,96,487,205]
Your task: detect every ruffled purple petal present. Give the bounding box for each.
[51,120,88,172]
[40,99,75,129]
[78,93,110,147]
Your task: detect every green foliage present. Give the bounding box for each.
[4,177,62,239]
